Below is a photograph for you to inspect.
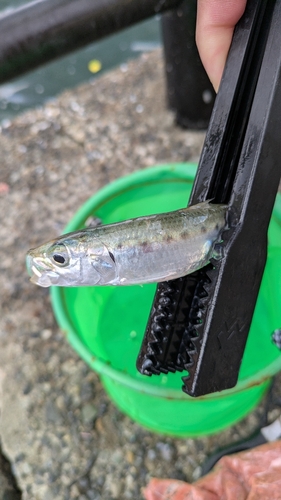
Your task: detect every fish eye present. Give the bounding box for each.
[51,251,69,267]
[48,243,69,267]
[53,254,66,265]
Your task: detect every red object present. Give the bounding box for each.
[0,182,9,194]
[143,441,281,500]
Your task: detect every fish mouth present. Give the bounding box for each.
[26,253,59,287]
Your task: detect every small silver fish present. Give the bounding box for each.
[26,201,227,288]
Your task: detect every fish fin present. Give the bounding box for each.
[188,199,213,210]
[90,254,116,282]
[85,216,103,228]
[212,242,225,261]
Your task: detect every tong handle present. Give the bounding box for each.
[138,0,281,396]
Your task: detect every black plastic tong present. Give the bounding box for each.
[137,0,281,396]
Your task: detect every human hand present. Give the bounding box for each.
[196,0,247,91]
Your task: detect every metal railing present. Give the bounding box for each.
[0,0,215,129]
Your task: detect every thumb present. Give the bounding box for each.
[196,0,247,92]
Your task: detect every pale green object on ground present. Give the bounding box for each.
[51,163,281,436]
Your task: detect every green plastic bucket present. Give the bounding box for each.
[51,163,281,436]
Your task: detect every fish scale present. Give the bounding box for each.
[98,204,225,285]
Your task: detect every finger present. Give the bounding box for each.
[196,0,247,91]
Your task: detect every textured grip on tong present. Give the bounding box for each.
[137,0,281,396]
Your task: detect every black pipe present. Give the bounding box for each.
[0,0,182,84]
[161,0,215,129]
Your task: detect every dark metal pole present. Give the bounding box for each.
[0,0,182,84]
[161,0,216,129]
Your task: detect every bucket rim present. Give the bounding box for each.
[50,163,281,401]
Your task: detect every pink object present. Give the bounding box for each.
[0,182,9,194]
[143,441,281,500]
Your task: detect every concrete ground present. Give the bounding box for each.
[0,49,280,500]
